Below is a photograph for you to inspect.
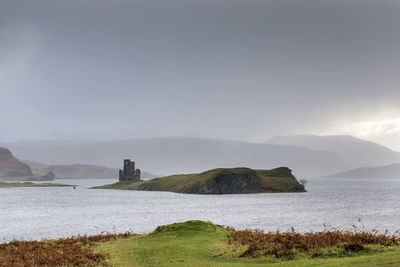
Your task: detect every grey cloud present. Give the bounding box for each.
[1,0,400,146]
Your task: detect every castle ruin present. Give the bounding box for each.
[119,159,141,182]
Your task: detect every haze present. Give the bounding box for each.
[1,0,400,150]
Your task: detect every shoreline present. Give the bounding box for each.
[0,181,73,188]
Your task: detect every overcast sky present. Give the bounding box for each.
[1,0,400,149]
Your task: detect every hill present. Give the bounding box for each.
[22,160,155,179]
[2,137,356,178]
[322,163,400,179]
[266,135,400,166]
[0,147,32,178]
[1,171,55,181]
[94,167,305,194]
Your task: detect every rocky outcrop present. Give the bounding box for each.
[177,169,259,194]
[0,147,32,178]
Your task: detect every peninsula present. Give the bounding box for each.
[94,165,305,194]
[0,181,71,188]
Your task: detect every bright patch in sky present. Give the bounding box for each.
[309,112,400,151]
[340,115,400,151]
[348,118,400,136]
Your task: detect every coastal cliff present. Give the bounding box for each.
[0,147,32,178]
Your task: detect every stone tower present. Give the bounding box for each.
[119,159,141,182]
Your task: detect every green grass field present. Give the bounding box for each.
[95,221,400,267]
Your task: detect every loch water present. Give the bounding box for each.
[1,178,400,242]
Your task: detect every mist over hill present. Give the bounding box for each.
[266,135,400,166]
[322,163,400,179]
[22,160,155,180]
[1,137,362,178]
[3,136,398,178]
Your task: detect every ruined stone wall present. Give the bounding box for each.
[119,159,141,182]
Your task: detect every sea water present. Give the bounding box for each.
[1,178,400,242]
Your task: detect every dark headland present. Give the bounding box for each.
[0,147,56,181]
[0,147,32,178]
[94,167,305,194]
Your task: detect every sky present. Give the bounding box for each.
[1,0,400,150]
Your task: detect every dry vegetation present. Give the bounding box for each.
[229,224,400,259]
[2,221,400,266]
[0,232,137,267]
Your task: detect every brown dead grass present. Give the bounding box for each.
[229,225,400,259]
[0,232,137,267]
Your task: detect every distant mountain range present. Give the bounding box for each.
[322,163,400,179]
[21,160,155,180]
[3,135,400,178]
[266,135,400,166]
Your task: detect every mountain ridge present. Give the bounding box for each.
[322,163,400,179]
[21,160,155,180]
[3,135,397,178]
[2,137,354,178]
[266,135,400,166]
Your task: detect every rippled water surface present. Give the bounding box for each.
[1,178,400,242]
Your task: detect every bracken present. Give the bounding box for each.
[0,232,138,267]
[228,226,400,259]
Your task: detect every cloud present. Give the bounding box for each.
[0,0,400,150]
[0,22,42,141]
[0,22,42,88]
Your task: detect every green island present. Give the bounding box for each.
[0,181,71,188]
[94,167,305,194]
[2,220,400,266]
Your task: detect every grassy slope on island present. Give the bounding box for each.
[95,220,400,267]
[94,167,305,194]
[0,181,71,188]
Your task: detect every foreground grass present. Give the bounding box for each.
[96,221,400,267]
[2,221,400,266]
